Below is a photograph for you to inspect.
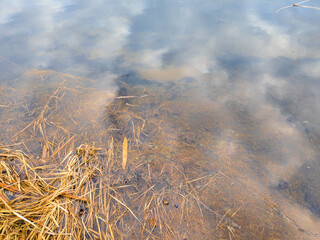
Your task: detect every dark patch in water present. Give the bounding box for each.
[277,181,289,191]
[304,128,312,135]
[117,72,163,87]
[117,87,127,97]
[303,185,320,216]
[285,116,295,123]
[284,161,320,217]
[178,77,196,84]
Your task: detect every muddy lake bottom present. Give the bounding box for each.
[0,70,319,239]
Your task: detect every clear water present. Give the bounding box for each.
[1,0,320,238]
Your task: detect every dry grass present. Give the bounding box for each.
[0,70,316,239]
[276,0,320,13]
[0,145,98,239]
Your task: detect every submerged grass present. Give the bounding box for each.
[0,70,316,239]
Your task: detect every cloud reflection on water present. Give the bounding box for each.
[0,0,145,77]
[1,0,320,235]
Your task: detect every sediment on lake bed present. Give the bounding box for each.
[0,70,315,239]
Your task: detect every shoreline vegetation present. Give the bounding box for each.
[0,70,318,239]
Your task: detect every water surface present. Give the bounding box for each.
[1,0,320,239]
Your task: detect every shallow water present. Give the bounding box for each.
[1,0,320,239]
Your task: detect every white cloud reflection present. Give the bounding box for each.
[1,0,319,78]
[0,0,146,72]
[0,0,23,24]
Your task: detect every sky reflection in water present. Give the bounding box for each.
[1,0,320,236]
[1,0,319,79]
